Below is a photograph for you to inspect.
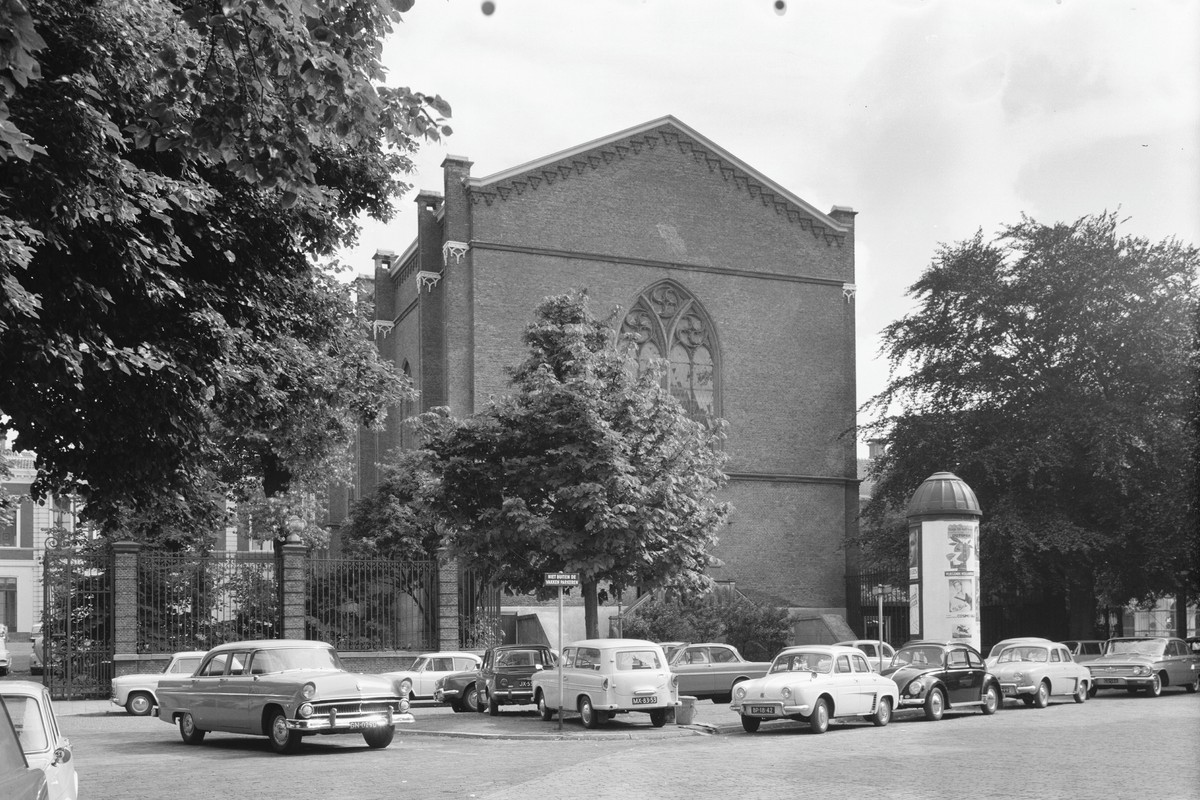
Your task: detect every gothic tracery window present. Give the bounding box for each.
[620,282,719,419]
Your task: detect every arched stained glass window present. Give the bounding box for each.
[620,281,719,419]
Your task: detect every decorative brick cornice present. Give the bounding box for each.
[466,123,846,248]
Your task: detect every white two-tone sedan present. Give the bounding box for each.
[110,650,206,716]
[731,645,899,734]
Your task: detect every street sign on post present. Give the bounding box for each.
[544,572,579,730]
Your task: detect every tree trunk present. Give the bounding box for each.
[583,579,599,639]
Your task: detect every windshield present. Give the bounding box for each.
[769,652,834,674]
[0,694,49,752]
[253,647,342,673]
[892,646,944,668]
[997,646,1049,664]
[1106,639,1165,656]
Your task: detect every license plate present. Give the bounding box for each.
[1003,687,1017,696]
[518,680,531,688]
[1096,677,1120,684]
[631,696,657,705]
[347,720,385,729]
[749,705,776,715]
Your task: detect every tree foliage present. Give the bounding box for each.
[0,0,440,536]
[860,212,1198,634]
[620,591,792,662]
[415,291,733,638]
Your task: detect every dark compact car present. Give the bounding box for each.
[434,669,483,713]
[882,640,1001,721]
[478,644,557,715]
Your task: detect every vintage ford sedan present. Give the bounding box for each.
[989,638,1090,707]
[1087,637,1200,696]
[731,645,899,733]
[666,643,772,703]
[0,681,78,800]
[883,640,1001,721]
[155,639,412,754]
[110,650,206,716]
[531,638,679,728]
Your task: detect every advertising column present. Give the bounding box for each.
[905,472,983,652]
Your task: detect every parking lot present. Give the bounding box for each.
[4,636,1197,800]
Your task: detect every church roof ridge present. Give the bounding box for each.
[465,116,850,239]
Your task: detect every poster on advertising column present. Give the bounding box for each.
[917,519,980,651]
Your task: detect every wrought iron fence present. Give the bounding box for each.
[844,571,911,648]
[458,566,502,649]
[42,537,114,699]
[305,558,438,651]
[137,550,278,653]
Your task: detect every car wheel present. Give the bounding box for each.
[178,712,206,745]
[537,692,555,721]
[126,692,154,716]
[1146,673,1163,697]
[923,687,945,721]
[870,696,893,727]
[463,683,481,712]
[488,691,500,716]
[649,708,669,728]
[1032,680,1050,709]
[981,683,1000,715]
[740,714,761,733]
[1185,677,1199,694]
[808,698,830,734]
[579,696,602,729]
[476,686,489,713]
[362,725,395,749]
[1073,681,1088,704]
[1020,695,1035,707]
[267,709,302,754]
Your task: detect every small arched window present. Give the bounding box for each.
[620,281,719,419]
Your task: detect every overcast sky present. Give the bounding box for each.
[338,0,1200,455]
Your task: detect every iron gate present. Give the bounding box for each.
[42,537,115,700]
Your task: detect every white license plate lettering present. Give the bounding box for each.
[631,696,657,705]
[749,705,776,715]
[348,720,383,729]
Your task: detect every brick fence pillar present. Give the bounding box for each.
[112,540,140,656]
[437,549,460,650]
[280,542,308,640]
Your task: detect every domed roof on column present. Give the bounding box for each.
[905,472,982,518]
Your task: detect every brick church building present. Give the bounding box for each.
[339,116,859,620]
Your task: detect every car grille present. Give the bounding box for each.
[1090,665,1139,678]
[311,699,401,717]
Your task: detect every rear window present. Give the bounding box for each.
[615,650,662,670]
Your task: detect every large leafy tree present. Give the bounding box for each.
[415,291,733,638]
[860,212,1198,636]
[0,0,442,536]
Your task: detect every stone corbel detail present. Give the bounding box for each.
[371,320,394,338]
[442,240,469,265]
[842,283,857,303]
[416,270,442,292]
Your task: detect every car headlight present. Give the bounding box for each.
[781,686,791,700]
[301,682,317,700]
[907,679,925,696]
[399,698,410,713]
[734,685,747,700]
[1132,665,1151,676]
[298,703,314,718]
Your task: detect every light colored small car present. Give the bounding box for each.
[0,694,48,800]
[28,624,43,677]
[834,640,897,671]
[155,639,412,754]
[984,637,1048,667]
[731,645,899,734]
[532,638,680,728]
[989,639,1090,706]
[110,651,206,716]
[1061,639,1106,663]
[382,651,482,701]
[0,638,11,676]
[666,642,772,703]
[0,681,78,800]
[1087,637,1200,697]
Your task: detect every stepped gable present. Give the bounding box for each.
[464,115,849,248]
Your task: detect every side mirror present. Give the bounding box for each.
[53,746,72,765]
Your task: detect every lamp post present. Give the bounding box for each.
[873,584,885,672]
